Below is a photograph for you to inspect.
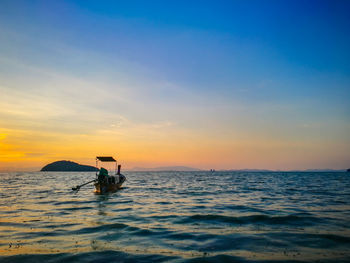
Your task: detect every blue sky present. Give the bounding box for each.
[0,0,349,170]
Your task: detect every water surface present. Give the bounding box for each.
[1,171,350,262]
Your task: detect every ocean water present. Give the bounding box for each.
[0,171,350,263]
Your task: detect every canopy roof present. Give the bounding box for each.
[96,156,116,162]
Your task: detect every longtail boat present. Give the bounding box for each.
[94,156,126,194]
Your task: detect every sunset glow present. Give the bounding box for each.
[0,1,349,171]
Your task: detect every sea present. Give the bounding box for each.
[0,171,350,263]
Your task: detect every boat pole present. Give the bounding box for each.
[72,179,96,191]
[96,158,98,177]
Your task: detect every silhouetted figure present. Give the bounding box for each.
[98,167,109,183]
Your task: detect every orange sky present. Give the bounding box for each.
[1,120,349,171]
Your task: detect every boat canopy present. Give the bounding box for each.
[96,156,116,162]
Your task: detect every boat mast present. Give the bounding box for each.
[96,158,98,176]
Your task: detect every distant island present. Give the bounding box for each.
[41,160,98,172]
[127,167,350,172]
[129,166,201,171]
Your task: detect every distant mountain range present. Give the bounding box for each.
[129,166,201,171]
[129,167,348,172]
[41,160,98,172]
[291,169,348,172]
[220,169,348,172]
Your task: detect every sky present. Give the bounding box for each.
[0,0,349,171]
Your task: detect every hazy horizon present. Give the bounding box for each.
[0,160,348,173]
[1,1,349,171]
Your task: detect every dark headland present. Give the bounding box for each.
[40,160,98,172]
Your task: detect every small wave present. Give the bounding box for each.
[62,206,94,211]
[53,200,93,205]
[270,232,350,248]
[69,222,132,235]
[182,254,247,263]
[155,201,172,205]
[0,251,180,263]
[177,214,324,226]
[219,204,266,213]
[0,221,31,228]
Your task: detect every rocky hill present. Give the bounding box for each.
[41,160,98,172]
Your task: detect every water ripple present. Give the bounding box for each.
[0,171,350,262]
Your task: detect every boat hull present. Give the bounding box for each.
[94,181,124,194]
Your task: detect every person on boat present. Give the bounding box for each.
[98,167,109,183]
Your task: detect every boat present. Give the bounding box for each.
[94,156,126,194]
